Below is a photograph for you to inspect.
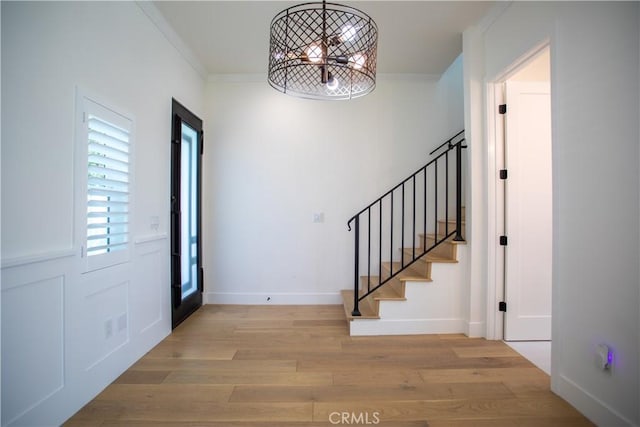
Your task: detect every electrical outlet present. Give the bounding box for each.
[117,313,127,333]
[104,319,113,339]
[597,344,613,371]
[150,216,160,231]
[313,212,325,223]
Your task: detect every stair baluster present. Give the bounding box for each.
[347,130,466,317]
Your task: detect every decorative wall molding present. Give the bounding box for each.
[84,281,130,371]
[135,248,164,335]
[134,233,168,245]
[135,1,207,79]
[1,249,76,270]
[2,275,66,425]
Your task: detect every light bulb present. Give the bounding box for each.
[327,76,339,90]
[349,53,366,70]
[340,25,357,42]
[305,43,323,63]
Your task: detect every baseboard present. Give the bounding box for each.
[465,320,486,338]
[204,291,342,305]
[349,318,465,336]
[554,374,638,427]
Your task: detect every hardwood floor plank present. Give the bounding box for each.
[129,358,297,372]
[163,371,333,386]
[452,345,522,358]
[234,347,458,362]
[113,370,171,384]
[312,397,588,422]
[144,342,237,360]
[332,370,425,386]
[297,355,531,371]
[71,401,313,423]
[229,382,514,403]
[64,305,592,426]
[94,384,234,403]
[171,335,344,350]
[419,367,545,383]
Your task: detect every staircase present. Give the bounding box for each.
[341,131,467,336]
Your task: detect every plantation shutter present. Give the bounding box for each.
[76,91,134,272]
[86,115,130,257]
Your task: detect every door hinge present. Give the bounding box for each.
[499,235,508,246]
[499,169,508,180]
[499,104,507,114]
[499,301,507,312]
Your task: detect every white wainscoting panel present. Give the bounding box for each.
[133,246,163,335]
[1,235,170,426]
[2,272,66,425]
[84,281,130,371]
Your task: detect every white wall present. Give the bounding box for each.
[203,68,464,305]
[1,2,204,425]
[437,54,465,141]
[464,2,639,425]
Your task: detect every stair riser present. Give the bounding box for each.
[348,245,469,336]
[437,221,466,239]
[359,276,405,299]
[420,236,457,259]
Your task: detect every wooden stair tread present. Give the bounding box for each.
[341,290,379,320]
[439,219,466,224]
[401,248,458,263]
[398,275,432,282]
[342,208,466,326]
[381,261,432,281]
[366,284,405,301]
[422,233,467,245]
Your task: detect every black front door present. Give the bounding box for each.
[171,99,203,329]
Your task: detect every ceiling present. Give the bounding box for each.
[152,1,494,76]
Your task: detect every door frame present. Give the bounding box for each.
[171,98,204,329]
[485,41,551,340]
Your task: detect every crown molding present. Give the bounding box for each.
[136,1,208,80]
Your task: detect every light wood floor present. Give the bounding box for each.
[65,305,594,426]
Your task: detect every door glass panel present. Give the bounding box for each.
[171,98,202,329]
[180,123,199,300]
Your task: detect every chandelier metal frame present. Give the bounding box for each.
[268,1,378,100]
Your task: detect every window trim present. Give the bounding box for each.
[75,88,135,273]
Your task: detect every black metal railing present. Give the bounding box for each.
[347,130,466,316]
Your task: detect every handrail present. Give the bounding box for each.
[347,134,466,230]
[348,130,466,316]
[428,129,465,156]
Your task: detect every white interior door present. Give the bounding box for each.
[504,81,552,341]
